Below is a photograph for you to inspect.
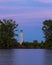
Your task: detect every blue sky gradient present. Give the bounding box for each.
[0,0,52,42]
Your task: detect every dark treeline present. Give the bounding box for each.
[0,19,52,49]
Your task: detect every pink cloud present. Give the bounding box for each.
[0,0,24,2]
[0,10,52,19]
[0,6,24,10]
[40,0,52,3]
[0,10,52,27]
[33,0,52,3]
[0,6,34,10]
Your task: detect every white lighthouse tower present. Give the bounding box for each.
[20,30,24,44]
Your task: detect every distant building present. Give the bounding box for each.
[20,30,24,44]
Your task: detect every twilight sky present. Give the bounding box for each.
[0,0,52,42]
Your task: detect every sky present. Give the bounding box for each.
[0,0,52,42]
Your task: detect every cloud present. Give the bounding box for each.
[33,0,52,3]
[0,6,25,10]
[40,0,52,3]
[0,10,52,27]
[0,10,52,19]
[0,6,34,10]
[0,0,24,2]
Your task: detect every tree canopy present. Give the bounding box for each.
[42,20,52,48]
[0,19,18,48]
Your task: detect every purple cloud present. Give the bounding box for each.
[0,10,52,19]
[0,0,24,2]
[33,0,52,3]
[0,6,25,10]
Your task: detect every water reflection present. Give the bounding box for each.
[0,49,52,65]
[0,49,14,65]
[13,49,45,65]
[44,49,52,65]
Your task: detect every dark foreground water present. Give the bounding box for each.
[0,49,52,65]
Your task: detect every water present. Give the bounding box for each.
[0,49,52,65]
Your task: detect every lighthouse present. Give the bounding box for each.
[20,30,24,44]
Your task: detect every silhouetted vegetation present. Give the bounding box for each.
[0,19,18,48]
[42,20,52,48]
[0,19,52,49]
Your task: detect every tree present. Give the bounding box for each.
[33,40,39,48]
[42,20,52,48]
[0,19,18,48]
[40,41,45,48]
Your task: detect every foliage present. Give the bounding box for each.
[40,41,46,48]
[42,20,52,41]
[42,20,52,48]
[0,19,18,48]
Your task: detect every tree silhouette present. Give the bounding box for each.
[42,20,52,48]
[0,19,18,48]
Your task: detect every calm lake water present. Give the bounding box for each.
[0,49,52,65]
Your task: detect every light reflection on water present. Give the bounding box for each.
[0,49,52,65]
